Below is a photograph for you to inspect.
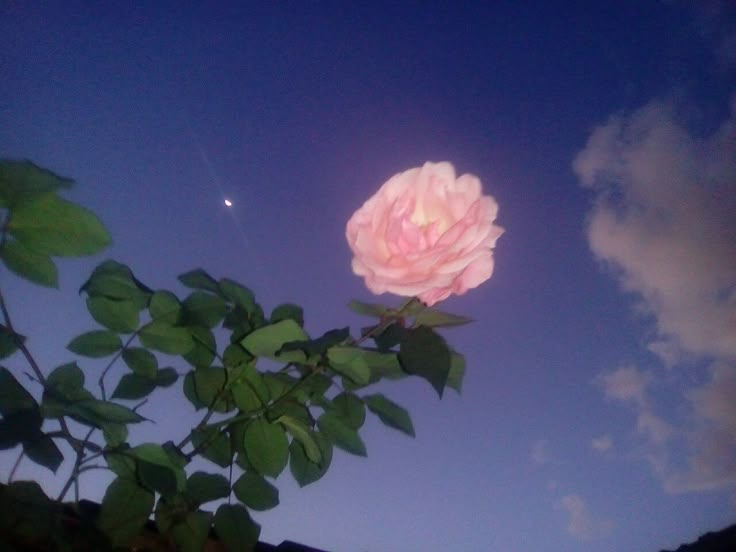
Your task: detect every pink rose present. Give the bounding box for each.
[346,161,504,307]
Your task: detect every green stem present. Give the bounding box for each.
[98,331,140,401]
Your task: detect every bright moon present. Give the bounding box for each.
[224,199,233,207]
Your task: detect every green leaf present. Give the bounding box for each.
[231,366,270,412]
[139,320,193,355]
[7,192,111,257]
[243,418,289,478]
[149,290,182,324]
[122,347,158,378]
[213,504,260,552]
[240,319,309,361]
[67,330,122,357]
[364,393,415,437]
[182,325,216,368]
[414,308,474,328]
[0,367,38,415]
[183,291,227,328]
[190,366,232,412]
[46,361,85,392]
[179,268,220,293]
[331,392,366,430]
[398,326,451,397]
[0,480,58,540]
[0,411,40,450]
[80,260,151,307]
[447,352,466,393]
[111,373,158,400]
[276,414,321,463]
[102,423,128,447]
[0,160,73,207]
[218,278,256,312]
[0,239,58,287]
[97,477,154,548]
[317,411,367,456]
[77,399,146,425]
[186,471,231,505]
[0,326,24,360]
[270,303,304,326]
[130,443,185,497]
[156,367,178,387]
[326,346,370,385]
[192,426,232,468]
[288,431,333,488]
[170,511,213,552]
[233,471,279,511]
[347,300,390,317]
[86,296,139,333]
[23,432,63,472]
[279,327,350,357]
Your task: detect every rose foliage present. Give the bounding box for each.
[0,160,501,551]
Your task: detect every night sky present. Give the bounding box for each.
[2,2,735,551]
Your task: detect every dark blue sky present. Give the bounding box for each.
[2,2,735,551]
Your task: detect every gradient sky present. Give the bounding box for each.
[2,2,735,551]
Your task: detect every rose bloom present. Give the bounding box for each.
[346,161,504,307]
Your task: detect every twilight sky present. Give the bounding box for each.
[1,2,735,551]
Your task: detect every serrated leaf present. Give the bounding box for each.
[190,366,232,413]
[179,268,220,293]
[331,392,366,430]
[231,366,270,413]
[149,290,182,324]
[186,471,231,505]
[317,411,367,456]
[122,347,158,378]
[233,471,279,511]
[213,504,260,552]
[80,260,151,306]
[326,346,370,385]
[0,239,58,287]
[414,309,474,328]
[7,192,111,256]
[67,330,122,357]
[97,477,154,547]
[240,319,309,361]
[398,326,451,397]
[364,393,415,437]
[86,296,139,333]
[102,423,128,447]
[111,373,158,400]
[183,291,227,328]
[288,431,332,488]
[243,418,289,478]
[46,362,84,394]
[139,321,193,355]
[77,399,146,425]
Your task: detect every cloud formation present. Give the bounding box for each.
[573,97,736,362]
[557,494,614,541]
[576,95,736,494]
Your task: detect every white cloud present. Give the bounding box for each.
[600,366,649,405]
[576,94,736,495]
[591,435,613,452]
[557,494,614,541]
[531,439,550,465]
[573,97,736,362]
